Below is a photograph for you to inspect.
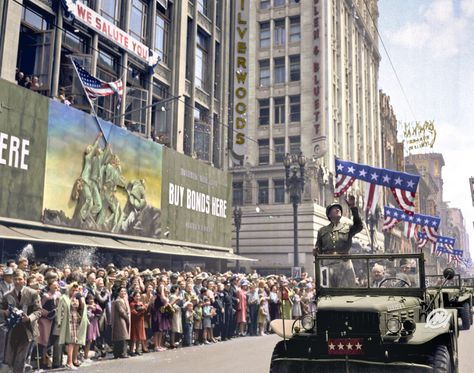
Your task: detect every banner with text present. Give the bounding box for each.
[162,149,232,248]
[0,79,48,221]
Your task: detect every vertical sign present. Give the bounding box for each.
[231,0,249,162]
[313,0,322,137]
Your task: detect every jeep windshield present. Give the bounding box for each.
[426,274,461,289]
[315,253,425,297]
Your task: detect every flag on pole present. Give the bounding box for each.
[71,59,123,102]
[335,159,420,214]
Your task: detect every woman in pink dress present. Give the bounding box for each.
[237,280,248,336]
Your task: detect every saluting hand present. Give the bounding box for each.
[344,194,356,208]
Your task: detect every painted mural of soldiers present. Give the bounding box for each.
[121,179,147,231]
[101,154,126,232]
[89,143,112,219]
[314,195,363,287]
[79,133,103,221]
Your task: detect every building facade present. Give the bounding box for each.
[0,0,230,167]
[230,0,383,274]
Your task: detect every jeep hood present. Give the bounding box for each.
[317,295,421,312]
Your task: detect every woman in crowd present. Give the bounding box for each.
[129,291,147,355]
[84,293,102,362]
[280,280,293,321]
[141,283,155,352]
[292,287,302,320]
[151,284,171,351]
[236,280,248,336]
[169,285,183,348]
[258,297,268,336]
[38,278,60,368]
[56,282,88,370]
[268,284,280,322]
[112,287,130,359]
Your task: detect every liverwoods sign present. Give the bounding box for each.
[61,0,159,66]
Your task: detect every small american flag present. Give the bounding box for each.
[72,59,123,101]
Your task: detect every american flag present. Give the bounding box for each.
[71,59,123,102]
[433,235,456,256]
[382,206,440,241]
[335,159,420,214]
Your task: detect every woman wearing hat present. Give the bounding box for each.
[38,279,60,368]
[236,280,248,336]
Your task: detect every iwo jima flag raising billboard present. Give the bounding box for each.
[42,101,163,238]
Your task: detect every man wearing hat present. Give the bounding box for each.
[0,267,14,364]
[314,195,363,287]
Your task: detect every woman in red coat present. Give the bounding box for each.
[129,291,147,355]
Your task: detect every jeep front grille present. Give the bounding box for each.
[317,311,380,336]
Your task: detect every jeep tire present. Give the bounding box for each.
[430,345,452,373]
[459,302,471,330]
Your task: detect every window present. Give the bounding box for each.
[274,138,285,163]
[22,7,48,30]
[197,0,210,18]
[155,11,169,64]
[274,179,285,203]
[212,114,221,167]
[289,55,300,81]
[290,95,300,122]
[274,57,285,84]
[290,136,300,155]
[258,99,270,125]
[274,97,285,124]
[274,0,285,7]
[260,22,270,48]
[100,0,120,26]
[62,28,87,53]
[96,50,119,124]
[260,0,271,9]
[258,180,269,204]
[258,139,270,165]
[233,182,244,206]
[196,30,210,90]
[214,42,221,98]
[259,60,270,87]
[289,17,300,42]
[130,0,147,43]
[194,104,211,161]
[274,19,285,46]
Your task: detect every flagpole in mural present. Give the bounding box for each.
[69,56,124,143]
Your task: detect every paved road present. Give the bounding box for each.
[76,335,280,373]
[63,328,474,372]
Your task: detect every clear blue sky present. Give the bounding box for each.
[378,0,474,254]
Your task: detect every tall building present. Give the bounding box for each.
[230,0,383,274]
[0,0,230,167]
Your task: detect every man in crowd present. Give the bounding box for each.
[371,264,386,288]
[2,269,42,373]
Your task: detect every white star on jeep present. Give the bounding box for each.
[328,343,335,350]
[337,343,345,350]
[347,166,355,174]
[382,174,391,183]
[337,164,344,171]
[407,180,415,188]
[355,342,362,350]
[394,177,402,185]
[359,169,367,177]
[346,342,353,350]
[370,172,379,180]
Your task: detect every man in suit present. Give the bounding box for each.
[1,269,42,373]
[371,264,386,288]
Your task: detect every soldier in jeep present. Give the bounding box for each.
[313,195,363,287]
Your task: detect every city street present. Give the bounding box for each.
[61,329,474,373]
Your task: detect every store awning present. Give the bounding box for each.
[0,224,256,262]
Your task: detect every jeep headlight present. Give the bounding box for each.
[301,314,315,332]
[386,318,401,333]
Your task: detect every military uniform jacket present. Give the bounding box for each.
[315,207,363,254]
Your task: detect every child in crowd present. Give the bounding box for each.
[84,293,102,362]
[183,301,194,346]
[202,296,214,345]
[258,298,268,336]
[193,301,203,345]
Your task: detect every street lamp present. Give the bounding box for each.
[284,152,306,268]
[366,206,381,253]
[233,206,242,271]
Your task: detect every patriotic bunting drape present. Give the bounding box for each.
[382,206,440,240]
[335,159,420,214]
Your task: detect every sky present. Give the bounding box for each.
[378,0,474,255]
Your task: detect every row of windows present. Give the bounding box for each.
[260,0,301,11]
[259,17,300,48]
[258,95,300,125]
[233,179,287,206]
[258,136,300,165]
[259,55,300,87]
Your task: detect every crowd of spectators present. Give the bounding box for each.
[0,254,316,372]
[15,69,43,92]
